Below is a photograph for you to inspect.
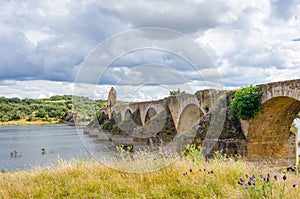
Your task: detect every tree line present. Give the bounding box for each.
[0,95,107,123]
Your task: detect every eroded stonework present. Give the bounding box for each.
[94,79,300,167]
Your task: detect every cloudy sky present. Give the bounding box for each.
[0,0,300,101]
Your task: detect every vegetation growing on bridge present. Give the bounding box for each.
[169,88,186,96]
[231,85,263,120]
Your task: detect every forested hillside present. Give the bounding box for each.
[0,95,107,124]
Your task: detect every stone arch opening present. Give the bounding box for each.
[247,96,300,167]
[97,111,109,125]
[124,109,132,121]
[177,104,204,134]
[145,107,157,124]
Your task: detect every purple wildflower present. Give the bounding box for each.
[239,177,244,182]
[244,185,248,189]
[189,168,192,172]
[292,183,297,188]
[251,174,256,179]
[283,175,287,181]
[245,174,249,178]
[274,174,278,180]
[238,181,243,185]
[183,171,188,176]
[204,168,206,172]
[251,181,256,185]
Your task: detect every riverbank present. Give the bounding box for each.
[0,119,61,126]
[1,157,299,198]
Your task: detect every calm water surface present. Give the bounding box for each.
[1,123,300,172]
[0,124,91,171]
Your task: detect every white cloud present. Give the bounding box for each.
[0,0,300,99]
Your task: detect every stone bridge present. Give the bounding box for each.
[97,79,300,167]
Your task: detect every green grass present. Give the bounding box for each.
[0,151,299,198]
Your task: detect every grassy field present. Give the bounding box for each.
[0,147,299,199]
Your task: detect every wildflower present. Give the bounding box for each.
[238,181,243,185]
[204,168,206,172]
[239,177,244,183]
[274,174,278,180]
[251,174,256,179]
[245,174,249,178]
[283,175,287,181]
[248,181,252,186]
[292,183,297,188]
[244,185,248,189]
[199,168,201,172]
[183,171,188,176]
[260,174,263,178]
[189,168,192,172]
[210,170,214,174]
[251,181,256,186]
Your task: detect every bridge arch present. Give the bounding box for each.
[177,104,204,134]
[144,107,157,124]
[247,96,300,167]
[123,109,132,121]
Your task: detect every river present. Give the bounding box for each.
[0,123,300,172]
[0,124,91,172]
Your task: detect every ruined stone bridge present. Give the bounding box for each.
[95,79,300,167]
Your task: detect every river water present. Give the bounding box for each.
[0,124,91,172]
[0,123,300,172]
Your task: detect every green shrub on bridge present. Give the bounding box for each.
[231,85,263,120]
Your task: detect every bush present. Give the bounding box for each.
[231,85,263,120]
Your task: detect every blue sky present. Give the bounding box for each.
[0,0,300,100]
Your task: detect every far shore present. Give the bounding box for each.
[0,119,62,126]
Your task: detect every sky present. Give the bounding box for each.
[0,0,300,101]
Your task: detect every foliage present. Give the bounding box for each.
[116,145,132,158]
[231,85,263,120]
[185,144,205,162]
[0,95,107,123]
[169,88,186,96]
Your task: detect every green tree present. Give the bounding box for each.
[169,89,186,96]
[35,109,48,118]
[231,85,263,120]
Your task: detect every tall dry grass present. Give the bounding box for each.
[0,145,299,198]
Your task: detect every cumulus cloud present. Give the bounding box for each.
[0,0,129,82]
[196,0,300,86]
[0,0,300,99]
[97,0,231,33]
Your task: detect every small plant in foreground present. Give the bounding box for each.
[238,172,298,199]
[213,149,228,161]
[116,145,132,159]
[184,144,205,162]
